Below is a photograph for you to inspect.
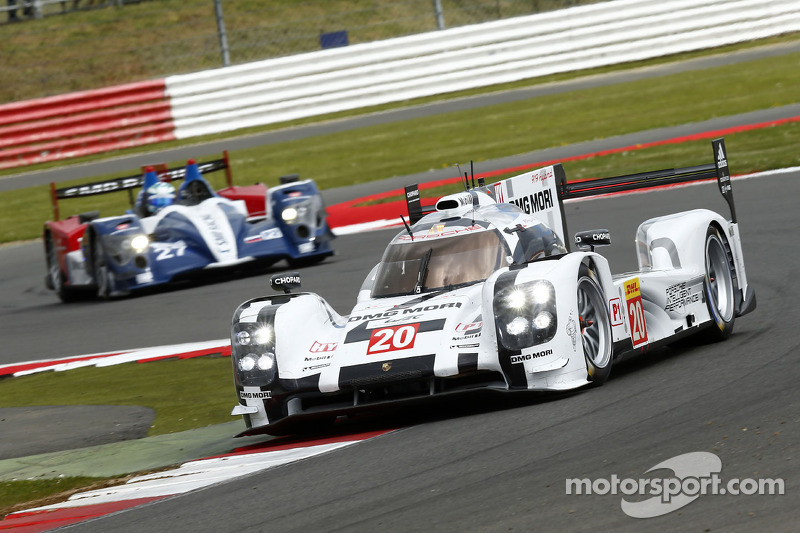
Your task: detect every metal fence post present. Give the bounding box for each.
[31,0,42,19]
[214,0,231,67]
[433,0,445,30]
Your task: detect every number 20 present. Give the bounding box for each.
[368,324,418,354]
[629,300,646,343]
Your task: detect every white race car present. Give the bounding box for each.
[230,138,756,435]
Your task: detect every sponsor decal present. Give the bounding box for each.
[455,321,482,333]
[349,302,462,322]
[382,362,392,372]
[398,224,483,242]
[303,363,330,371]
[305,355,333,362]
[625,278,648,348]
[665,281,701,312]
[385,314,422,323]
[532,167,554,184]
[576,232,610,245]
[566,312,578,351]
[717,143,728,169]
[200,213,231,253]
[494,182,504,203]
[452,333,480,342]
[298,242,315,253]
[428,224,446,234]
[239,390,272,400]
[367,323,420,354]
[510,189,554,215]
[625,278,641,298]
[451,343,480,349]
[61,177,141,198]
[274,275,300,285]
[244,227,282,244]
[510,349,553,363]
[609,298,624,326]
[310,341,337,353]
[406,189,419,199]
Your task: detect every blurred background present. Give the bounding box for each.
[0,0,603,103]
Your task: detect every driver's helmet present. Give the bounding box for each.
[144,181,176,215]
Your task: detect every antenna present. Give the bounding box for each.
[470,160,475,189]
[400,215,414,241]
[456,163,468,191]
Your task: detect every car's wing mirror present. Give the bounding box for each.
[574,229,611,252]
[270,272,301,294]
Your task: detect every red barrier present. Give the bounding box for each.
[0,124,177,170]
[0,80,168,126]
[0,102,173,148]
[0,79,175,170]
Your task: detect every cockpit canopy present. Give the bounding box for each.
[371,225,508,298]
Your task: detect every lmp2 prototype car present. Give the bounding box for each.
[44,152,334,302]
[229,138,756,435]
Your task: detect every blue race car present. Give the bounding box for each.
[43,152,334,301]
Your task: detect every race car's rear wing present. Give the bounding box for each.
[405,138,736,250]
[48,151,233,221]
[556,138,736,250]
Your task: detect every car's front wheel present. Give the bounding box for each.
[577,264,612,384]
[90,235,113,300]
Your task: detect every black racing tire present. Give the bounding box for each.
[45,233,82,303]
[577,264,613,384]
[90,233,113,300]
[702,224,737,342]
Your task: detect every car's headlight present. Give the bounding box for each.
[130,234,149,253]
[232,318,277,386]
[281,207,298,223]
[237,352,275,373]
[494,278,557,350]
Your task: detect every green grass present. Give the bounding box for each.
[0,476,122,518]
[358,121,800,205]
[3,47,798,244]
[0,357,235,436]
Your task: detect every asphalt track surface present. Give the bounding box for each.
[2,170,799,531]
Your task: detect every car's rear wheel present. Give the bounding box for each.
[577,265,612,384]
[703,224,737,341]
[45,233,81,303]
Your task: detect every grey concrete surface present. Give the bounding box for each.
[0,406,155,460]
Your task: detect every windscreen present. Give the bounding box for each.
[371,229,506,297]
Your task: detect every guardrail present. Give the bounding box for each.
[0,80,174,170]
[167,0,800,139]
[2,0,798,170]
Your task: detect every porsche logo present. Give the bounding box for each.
[382,362,392,372]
